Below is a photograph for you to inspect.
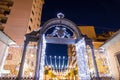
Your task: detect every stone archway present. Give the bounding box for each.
[35,13,90,80]
[18,13,99,80]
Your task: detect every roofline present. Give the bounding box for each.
[0,31,15,45]
[100,29,120,48]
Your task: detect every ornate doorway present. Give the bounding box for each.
[38,13,90,80]
[18,13,99,80]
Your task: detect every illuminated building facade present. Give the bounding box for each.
[4,0,44,45]
[100,30,120,80]
[0,31,14,75]
[16,13,92,80]
[0,0,14,75]
[0,0,13,31]
[0,0,44,77]
[67,26,115,78]
[0,0,119,80]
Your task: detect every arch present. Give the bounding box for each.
[37,16,90,79]
[18,13,99,80]
[40,18,82,43]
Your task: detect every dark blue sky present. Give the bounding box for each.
[46,43,67,56]
[42,0,120,58]
[41,0,120,34]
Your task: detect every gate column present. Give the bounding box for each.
[34,34,43,80]
[18,40,29,80]
[75,38,90,80]
[84,35,100,80]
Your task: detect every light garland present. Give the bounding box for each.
[75,38,90,80]
[44,55,79,78]
[39,35,46,80]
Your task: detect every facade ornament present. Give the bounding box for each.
[47,26,71,38]
[57,12,64,18]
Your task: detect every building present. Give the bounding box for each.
[1,0,119,79]
[3,25,115,78]
[4,0,44,45]
[0,31,14,75]
[0,0,14,31]
[100,30,120,80]
[0,0,44,76]
[0,0,15,75]
[67,26,114,78]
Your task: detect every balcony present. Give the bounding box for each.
[0,25,4,31]
[0,9,4,14]
[0,9,10,15]
[0,14,7,23]
[0,0,14,7]
[0,4,9,10]
[0,2,8,5]
[0,1,13,15]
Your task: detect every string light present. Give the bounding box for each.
[39,34,46,80]
[75,38,90,80]
[44,55,79,77]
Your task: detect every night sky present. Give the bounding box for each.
[41,0,120,33]
[42,0,120,57]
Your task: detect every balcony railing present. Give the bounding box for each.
[0,14,7,23]
[0,5,10,14]
[0,25,4,31]
[0,5,9,10]
[0,0,14,7]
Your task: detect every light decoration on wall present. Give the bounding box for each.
[39,34,46,80]
[75,38,90,80]
[54,56,57,68]
[44,55,79,80]
[95,48,111,77]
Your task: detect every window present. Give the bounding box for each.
[38,17,40,21]
[37,24,39,27]
[6,54,12,60]
[29,26,31,31]
[34,0,36,3]
[33,4,35,9]
[32,10,34,15]
[38,12,40,16]
[116,53,120,65]
[30,18,33,22]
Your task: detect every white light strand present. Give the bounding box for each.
[44,55,80,77]
[59,56,61,72]
[39,34,46,80]
[49,56,53,68]
[54,56,57,69]
[62,56,65,69]
[75,38,90,80]
[45,55,49,66]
